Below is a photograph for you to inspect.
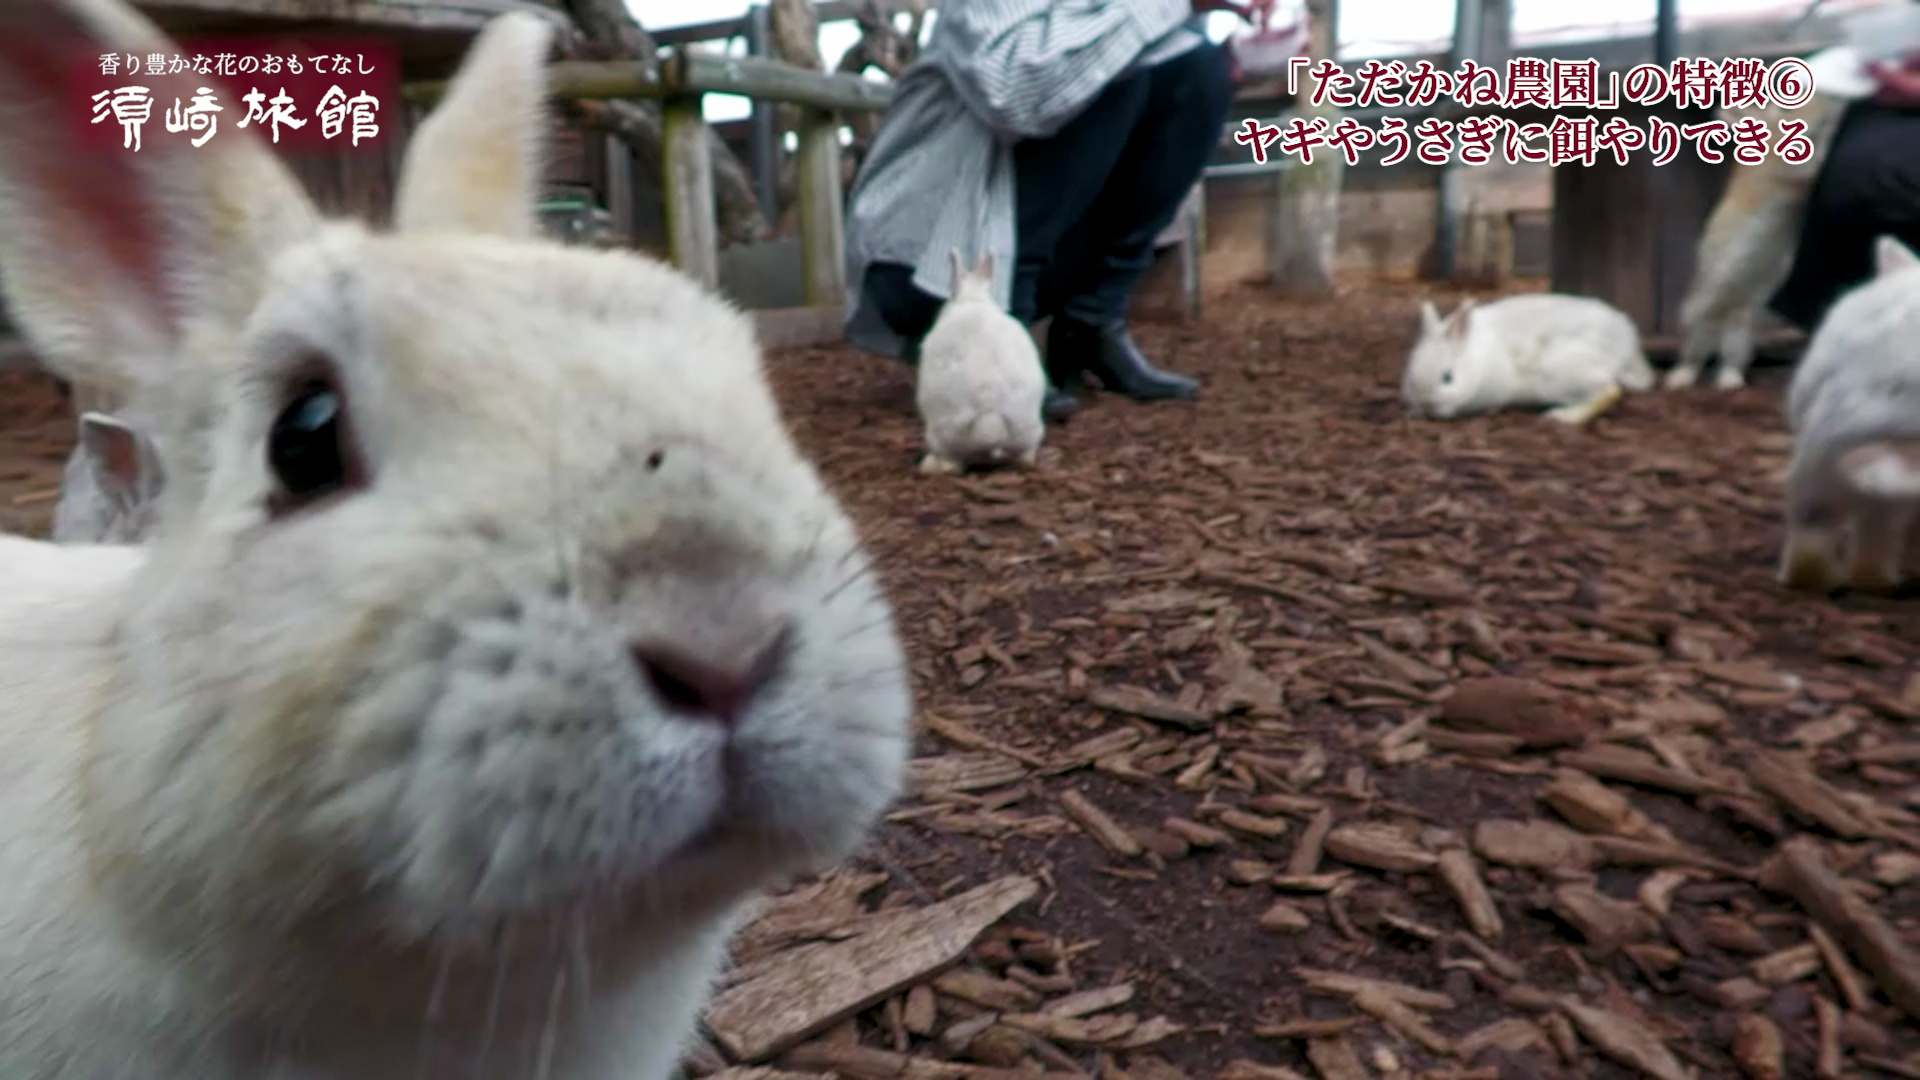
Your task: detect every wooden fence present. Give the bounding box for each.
[405,48,891,333]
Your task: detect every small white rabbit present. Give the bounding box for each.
[49,409,165,544]
[1402,293,1656,425]
[0,3,910,1080]
[1669,45,1875,391]
[914,248,1046,474]
[1778,235,1920,593]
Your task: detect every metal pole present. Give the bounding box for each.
[743,4,780,223]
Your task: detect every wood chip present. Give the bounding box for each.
[1086,685,1213,730]
[1438,677,1595,748]
[1556,744,1722,797]
[1217,1062,1312,1080]
[1814,995,1844,1079]
[1808,923,1873,1012]
[1472,818,1598,871]
[1435,848,1504,941]
[1058,789,1144,858]
[912,753,1031,795]
[1000,1011,1138,1046]
[934,970,1042,1012]
[1759,837,1920,1022]
[1747,749,1874,839]
[1219,808,1291,839]
[1456,1017,1546,1059]
[1324,823,1438,873]
[1226,859,1276,886]
[1303,1036,1372,1080]
[1558,997,1689,1080]
[1163,816,1233,848]
[1730,1014,1784,1080]
[1351,988,1452,1055]
[1287,807,1335,876]
[1296,967,1455,1011]
[706,875,1040,1061]
[1750,942,1822,985]
[1549,883,1662,954]
[1259,900,1313,934]
[1044,983,1134,1018]
[903,985,938,1036]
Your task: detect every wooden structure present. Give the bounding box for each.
[406,48,892,344]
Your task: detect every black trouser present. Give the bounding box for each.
[863,40,1235,349]
[1770,101,1920,332]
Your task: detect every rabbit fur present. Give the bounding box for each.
[914,248,1046,474]
[1669,46,1874,391]
[0,2,912,1079]
[50,408,166,544]
[1778,235,1920,592]
[1402,293,1655,425]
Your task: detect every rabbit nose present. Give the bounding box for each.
[630,624,792,726]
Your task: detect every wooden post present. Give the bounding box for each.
[1434,0,1509,281]
[1269,0,1342,293]
[743,3,781,222]
[605,133,635,243]
[795,108,846,307]
[662,95,720,289]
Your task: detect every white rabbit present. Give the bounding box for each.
[1778,235,1920,592]
[1668,45,1876,391]
[50,409,166,544]
[914,248,1046,474]
[1402,293,1656,425]
[0,3,911,1080]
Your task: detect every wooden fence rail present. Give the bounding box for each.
[403,47,893,307]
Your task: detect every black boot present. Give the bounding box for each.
[1047,316,1197,401]
[1042,383,1079,423]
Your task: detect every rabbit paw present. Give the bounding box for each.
[1663,366,1700,390]
[918,453,963,476]
[1017,448,1040,469]
[1713,367,1747,390]
[1779,526,1844,591]
[1545,383,1624,426]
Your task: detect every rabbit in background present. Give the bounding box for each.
[0,2,911,1079]
[914,248,1047,474]
[1401,293,1656,426]
[1668,45,1876,391]
[1779,235,1920,593]
[50,408,165,544]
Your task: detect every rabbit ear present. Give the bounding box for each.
[394,12,555,239]
[948,247,967,291]
[1874,235,1920,277]
[1418,300,1443,335]
[1839,439,1920,499]
[0,0,320,398]
[77,410,165,505]
[973,251,994,282]
[1448,300,1475,339]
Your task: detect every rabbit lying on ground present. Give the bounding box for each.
[0,3,911,1079]
[1779,235,1920,593]
[1402,294,1656,425]
[1669,45,1877,391]
[50,408,164,543]
[915,249,1046,474]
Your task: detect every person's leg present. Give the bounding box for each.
[1770,103,1920,332]
[861,262,944,365]
[1041,42,1236,400]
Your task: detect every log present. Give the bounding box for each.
[408,54,893,114]
[794,109,847,307]
[663,97,720,288]
[1759,836,1920,1023]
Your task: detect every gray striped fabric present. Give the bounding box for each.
[843,0,1205,358]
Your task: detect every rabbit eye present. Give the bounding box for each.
[268,379,362,513]
[1441,371,1454,385]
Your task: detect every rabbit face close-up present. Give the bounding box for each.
[80,228,914,955]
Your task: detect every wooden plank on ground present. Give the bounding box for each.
[705,874,1042,1063]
